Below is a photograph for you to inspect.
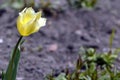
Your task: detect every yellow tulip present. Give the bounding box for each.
[17,7,46,36]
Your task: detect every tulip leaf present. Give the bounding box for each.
[12,47,20,80]
[4,47,20,80]
[2,70,5,80]
[20,39,25,45]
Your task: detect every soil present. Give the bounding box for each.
[0,0,120,80]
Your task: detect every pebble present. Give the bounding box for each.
[0,38,3,43]
[47,43,58,52]
[16,77,24,80]
[75,30,82,36]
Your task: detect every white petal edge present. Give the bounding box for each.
[19,8,27,15]
[38,18,47,27]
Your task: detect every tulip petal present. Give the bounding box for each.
[30,18,47,34]
[38,18,47,27]
[30,12,45,33]
[36,11,42,19]
[17,16,25,35]
[22,18,36,36]
[20,7,35,25]
[20,8,27,14]
[26,7,35,15]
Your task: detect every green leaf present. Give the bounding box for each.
[2,70,5,80]
[0,0,24,9]
[54,73,67,80]
[12,48,20,80]
[11,1,24,9]
[109,29,115,49]
[4,47,20,80]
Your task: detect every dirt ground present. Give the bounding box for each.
[0,0,120,80]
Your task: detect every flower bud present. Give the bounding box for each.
[17,7,46,36]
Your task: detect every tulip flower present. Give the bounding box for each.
[2,7,47,80]
[17,7,46,36]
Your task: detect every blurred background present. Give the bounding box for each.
[0,0,120,80]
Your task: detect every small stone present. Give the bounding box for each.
[0,38,3,43]
[16,77,24,80]
[47,43,58,52]
[75,30,82,36]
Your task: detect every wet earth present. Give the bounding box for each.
[0,0,120,80]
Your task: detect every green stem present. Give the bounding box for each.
[12,36,23,62]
